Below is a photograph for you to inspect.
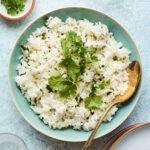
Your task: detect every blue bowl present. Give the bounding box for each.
[8,7,143,142]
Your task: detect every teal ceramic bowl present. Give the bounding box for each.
[8,7,143,142]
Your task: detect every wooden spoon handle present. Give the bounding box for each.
[82,102,116,150]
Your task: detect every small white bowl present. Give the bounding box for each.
[0,0,35,21]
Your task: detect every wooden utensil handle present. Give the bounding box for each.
[82,102,116,150]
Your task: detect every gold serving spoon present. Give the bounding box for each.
[82,61,140,150]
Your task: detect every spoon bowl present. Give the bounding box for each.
[114,61,140,103]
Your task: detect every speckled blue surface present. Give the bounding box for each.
[0,0,150,150]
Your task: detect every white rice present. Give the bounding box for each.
[16,17,130,130]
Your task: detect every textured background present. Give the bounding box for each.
[0,0,150,149]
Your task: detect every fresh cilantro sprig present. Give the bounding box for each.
[47,31,99,100]
[1,0,27,16]
[61,31,83,57]
[84,84,102,109]
[61,31,98,64]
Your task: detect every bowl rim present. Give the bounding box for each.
[8,6,143,142]
[0,0,35,21]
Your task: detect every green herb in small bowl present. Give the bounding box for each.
[1,0,27,16]
[0,0,35,20]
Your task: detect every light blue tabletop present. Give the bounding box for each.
[0,0,150,149]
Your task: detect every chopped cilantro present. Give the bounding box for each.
[46,85,52,92]
[21,45,29,51]
[73,27,78,31]
[1,0,27,16]
[107,91,112,95]
[113,56,119,61]
[113,55,126,61]
[106,79,111,85]
[41,33,46,40]
[99,79,111,90]
[123,56,126,60]
[99,82,105,89]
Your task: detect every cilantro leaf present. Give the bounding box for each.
[61,39,69,57]
[80,55,98,64]
[48,72,69,91]
[88,45,97,56]
[66,31,83,46]
[61,31,83,57]
[85,46,99,63]
[61,31,98,64]
[84,83,102,109]
[48,72,77,98]
[59,57,81,83]
[59,84,77,99]
[79,46,98,64]
[85,93,102,109]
